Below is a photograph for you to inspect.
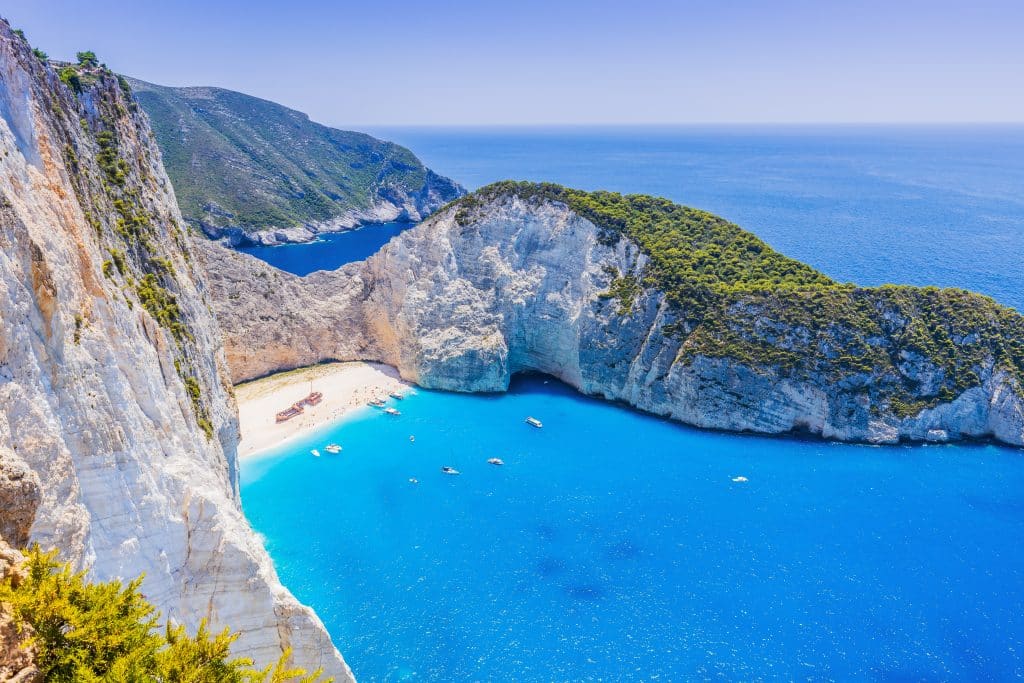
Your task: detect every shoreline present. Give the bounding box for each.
[235,362,410,458]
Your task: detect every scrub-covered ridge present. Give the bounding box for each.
[127,77,464,245]
[461,182,1024,418]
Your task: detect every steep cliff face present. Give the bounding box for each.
[203,184,1024,447]
[128,77,464,246]
[0,24,351,680]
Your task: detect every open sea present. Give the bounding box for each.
[239,126,1024,681]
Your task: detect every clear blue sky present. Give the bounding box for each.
[4,0,1022,126]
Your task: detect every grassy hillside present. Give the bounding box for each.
[456,182,1024,413]
[127,78,462,233]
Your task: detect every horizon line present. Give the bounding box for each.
[343,121,1024,129]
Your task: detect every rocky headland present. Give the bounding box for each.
[202,182,1024,447]
[127,77,464,247]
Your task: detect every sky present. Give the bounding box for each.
[3,0,1023,127]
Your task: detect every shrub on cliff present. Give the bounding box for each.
[0,546,330,682]
[76,51,99,68]
[58,66,82,94]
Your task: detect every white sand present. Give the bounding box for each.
[235,362,409,457]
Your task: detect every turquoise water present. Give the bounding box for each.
[239,127,1024,679]
[238,221,413,276]
[241,377,1024,681]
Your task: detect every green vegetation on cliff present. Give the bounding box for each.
[1,547,329,682]
[126,78,462,233]
[48,50,214,439]
[456,182,1024,414]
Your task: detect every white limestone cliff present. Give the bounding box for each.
[202,191,1024,448]
[0,23,352,681]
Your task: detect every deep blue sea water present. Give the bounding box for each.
[239,127,1024,681]
[241,377,1024,682]
[243,126,1024,312]
[238,221,413,276]
[370,125,1024,311]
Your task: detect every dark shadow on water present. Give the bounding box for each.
[537,557,567,577]
[563,583,606,601]
[505,371,1021,455]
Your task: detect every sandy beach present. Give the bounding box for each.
[235,362,410,457]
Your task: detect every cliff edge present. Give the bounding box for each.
[0,23,352,680]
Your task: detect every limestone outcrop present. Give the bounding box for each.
[0,22,351,680]
[202,186,1024,448]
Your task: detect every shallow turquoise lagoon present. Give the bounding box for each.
[240,376,1024,681]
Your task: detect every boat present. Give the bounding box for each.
[324,444,342,454]
[275,404,303,423]
[525,416,543,428]
[368,399,386,408]
[389,391,405,400]
[384,407,401,416]
[441,466,460,475]
[409,435,415,443]
[487,458,504,466]
[311,449,320,457]
[732,476,748,483]
[409,478,419,484]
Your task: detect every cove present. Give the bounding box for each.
[238,221,414,276]
[240,375,1024,681]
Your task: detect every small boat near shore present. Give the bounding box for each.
[311,449,320,457]
[441,466,460,475]
[525,416,543,428]
[389,391,405,400]
[368,399,386,408]
[384,407,401,416]
[487,458,504,466]
[325,444,342,454]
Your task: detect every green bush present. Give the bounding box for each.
[76,51,99,68]
[0,546,330,681]
[58,66,82,94]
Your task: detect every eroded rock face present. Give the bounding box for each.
[202,192,1024,448]
[0,450,40,549]
[0,23,351,681]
